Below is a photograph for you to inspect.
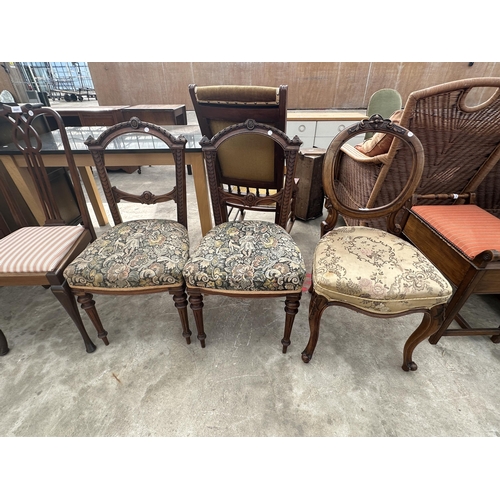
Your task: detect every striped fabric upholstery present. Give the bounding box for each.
[412,205,500,259]
[0,225,85,273]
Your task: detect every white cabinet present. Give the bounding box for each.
[287,111,368,149]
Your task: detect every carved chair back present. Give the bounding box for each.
[0,103,96,239]
[200,119,302,230]
[189,84,291,222]
[84,118,188,229]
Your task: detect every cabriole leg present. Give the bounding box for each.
[51,282,97,353]
[301,291,329,363]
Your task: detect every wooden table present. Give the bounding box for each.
[45,105,188,128]
[0,124,214,236]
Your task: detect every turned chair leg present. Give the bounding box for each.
[188,292,206,348]
[0,328,9,356]
[170,287,192,344]
[402,305,445,371]
[282,293,301,353]
[76,292,109,346]
[51,281,97,353]
[301,290,329,363]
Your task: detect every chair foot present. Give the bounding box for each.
[491,334,500,344]
[0,329,9,356]
[282,293,301,353]
[402,361,418,372]
[301,351,312,363]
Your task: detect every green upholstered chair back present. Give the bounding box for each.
[365,88,402,139]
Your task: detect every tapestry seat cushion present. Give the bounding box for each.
[64,220,189,289]
[313,226,452,314]
[183,220,306,292]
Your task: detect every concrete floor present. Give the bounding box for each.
[1,104,500,439]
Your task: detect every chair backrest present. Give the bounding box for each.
[325,114,424,234]
[84,117,188,228]
[367,78,500,211]
[200,119,302,230]
[0,103,96,239]
[189,84,288,193]
[365,88,402,139]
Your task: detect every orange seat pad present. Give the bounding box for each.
[412,204,500,259]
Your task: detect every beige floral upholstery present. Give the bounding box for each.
[64,220,189,290]
[183,220,305,291]
[313,226,452,314]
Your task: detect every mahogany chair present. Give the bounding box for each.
[402,190,500,346]
[188,84,296,232]
[0,103,98,354]
[326,78,500,233]
[63,118,192,346]
[182,119,306,352]
[302,115,453,371]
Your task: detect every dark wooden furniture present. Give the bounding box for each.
[329,78,500,231]
[293,148,326,220]
[189,84,296,232]
[63,118,192,348]
[44,105,188,129]
[121,105,187,125]
[0,103,99,354]
[402,197,500,346]
[182,120,306,352]
[302,115,453,371]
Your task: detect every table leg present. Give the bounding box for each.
[1,156,45,224]
[186,152,212,236]
[78,166,109,226]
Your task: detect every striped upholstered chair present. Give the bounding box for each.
[0,103,98,354]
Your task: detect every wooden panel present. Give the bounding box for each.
[88,62,500,111]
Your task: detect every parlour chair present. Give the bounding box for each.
[325,78,500,234]
[0,103,98,354]
[182,119,306,352]
[302,115,453,371]
[189,84,296,232]
[63,118,192,346]
[364,88,402,140]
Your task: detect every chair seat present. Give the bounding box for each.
[0,225,86,273]
[412,204,500,259]
[313,226,452,314]
[183,220,306,292]
[64,219,189,289]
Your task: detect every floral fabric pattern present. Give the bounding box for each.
[64,220,189,289]
[313,226,452,314]
[183,220,306,291]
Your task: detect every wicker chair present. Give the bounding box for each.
[323,78,500,234]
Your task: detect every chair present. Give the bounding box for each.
[324,78,500,234]
[302,115,453,371]
[364,88,402,140]
[63,118,192,346]
[0,103,98,354]
[188,84,296,232]
[182,119,306,352]
[402,188,500,345]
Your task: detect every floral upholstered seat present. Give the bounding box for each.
[64,220,189,290]
[183,220,305,292]
[313,226,452,314]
